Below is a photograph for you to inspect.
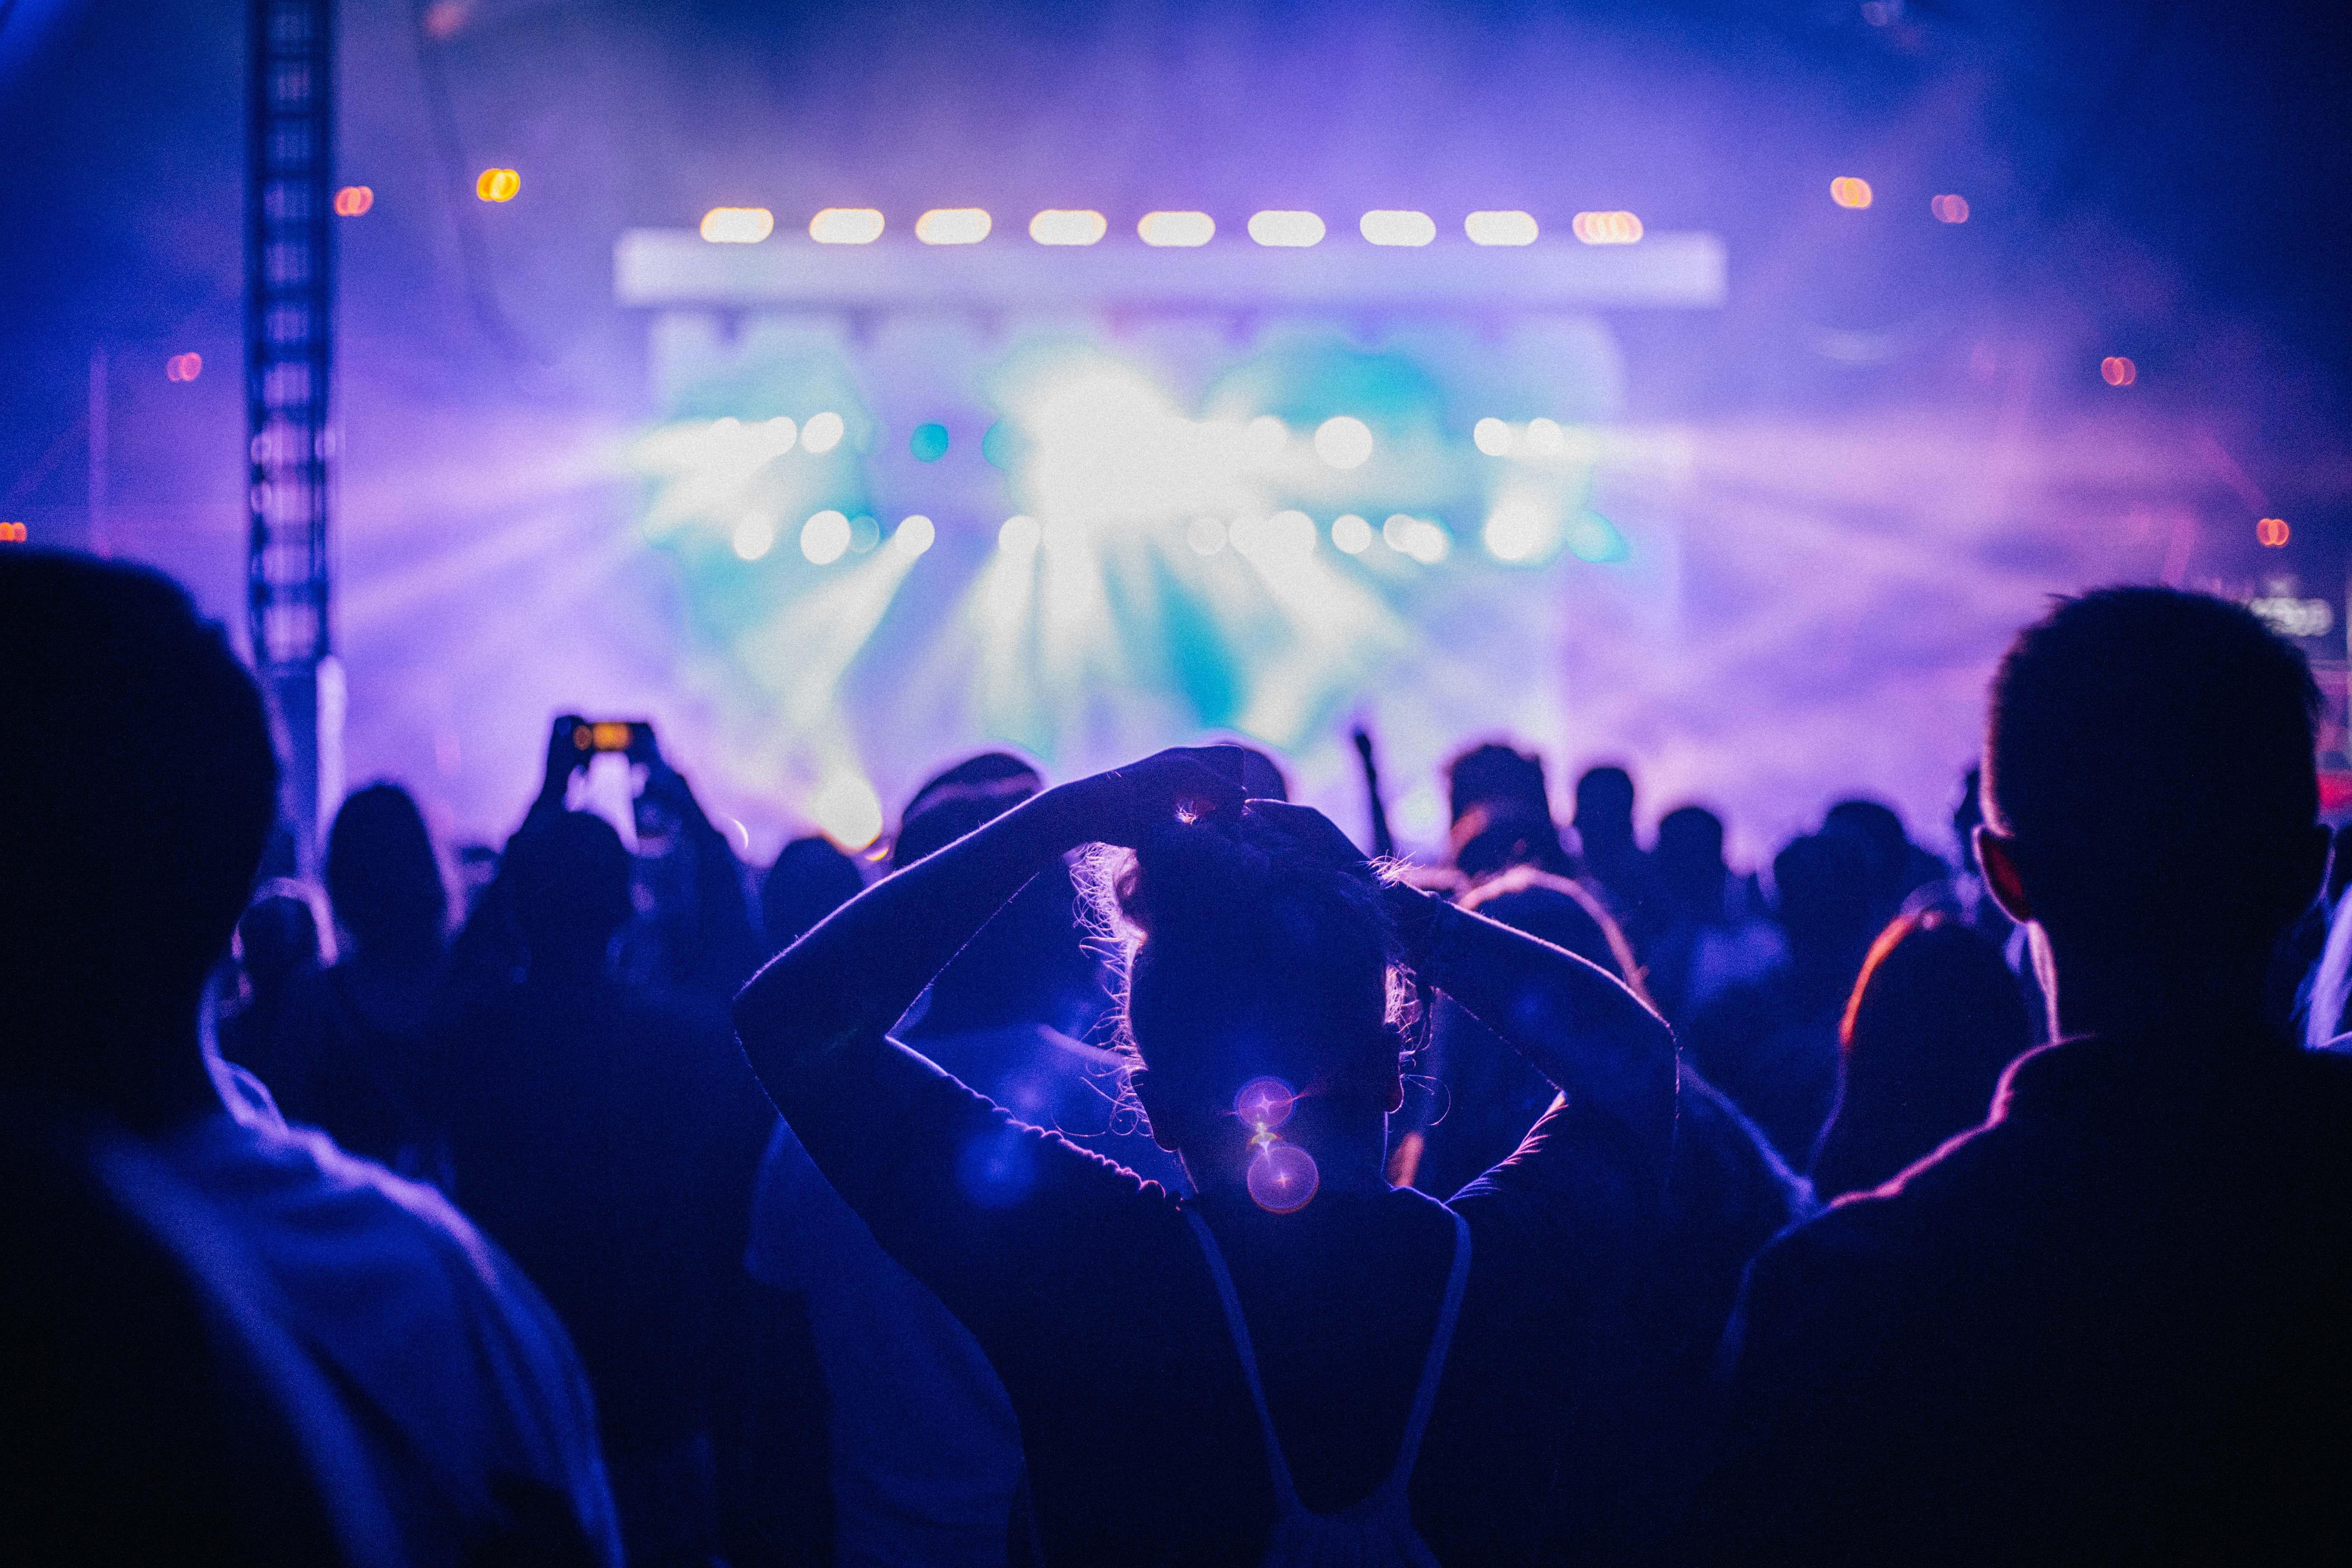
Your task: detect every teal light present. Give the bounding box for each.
[910,422,950,462]
[1567,511,1628,563]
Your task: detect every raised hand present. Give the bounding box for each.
[1244,798,1375,879]
[1057,747,1250,849]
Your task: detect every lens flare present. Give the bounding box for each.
[1571,210,1642,244]
[1248,1141,1319,1213]
[476,168,520,202]
[1830,177,1874,209]
[1235,1076,1297,1130]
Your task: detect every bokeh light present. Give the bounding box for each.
[475,168,520,202]
[1188,517,1227,555]
[1567,511,1628,562]
[1000,514,1042,553]
[893,514,937,555]
[1830,177,1873,209]
[1571,210,1642,244]
[1313,415,1374,469]
[1465,210,1539,245]
[809,207,885,243]
[916,207,992,244]
[1483,499,1554,562]
[1235,1076,1297,1130]
[700,206,775,243]
[1360,209,1436,246]
[909,422,950,462]
[1243,414,1289,460]
[1138,210,1215,246]
[1248,210,1326,247]
[1385,513,1450,563]
[801,510,852,564]
[333,185,373,217]
[802,410,846,452]
[1524,417,1566,457]
[164,352,203,382]
[848,514,882,554]
[1029,209,1107,245]
[2258,517,2291,548]
[811,772,884,849]
[1248,1140,1319,1213]
[1931,193,1970,224]
[1331,513,1373,554]
[732,514,776,560]
[1472,417,1514,456]
[2101,356,2137,387]
[1260,509,1318,561]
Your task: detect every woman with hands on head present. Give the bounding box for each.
[734,748,1679,1567]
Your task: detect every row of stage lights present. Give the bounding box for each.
[694,205,1647,248]
[731,505,1619,570]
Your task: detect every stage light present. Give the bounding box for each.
[1331,514,1373,554]
[1000,514,1042,553]
[1571,210,1642,244]
[1524,417,1566,457]
[1360,210,1436,246]
[848,514,881,554]
[700,206,775,243]
[476,168,520,202]
[1830,177,1873,209]
[334,185,373,217]
[810,207,885,244]
[164,352,203,383]
[765,416,799,451]
[2101,356,2137,387]
[1931,193,1969,224]
[1567,511,1627,562]
[1248,210,1325,247]
[1472,417,1514,456]
[917,208,992,244]
[1262,510,1318,560]
[1030,209,1107,245]
[811,773,884,850]
[733,514,777,560]
[1188,517,1227,555]
[2258,517,2291,548]
[1385,514,1449,563]
[1138,210,1215,246]
[1314,415,1373,470]
[910,422,950,462]
[801,510,851,564]
[1483,499,1552,563]
[802,411,846,453]
[1465,210,1538,246]
[1243,415,1289,461]
[893,515,936,555]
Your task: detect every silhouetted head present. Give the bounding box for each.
[1574,765,1637,849]
[1772,832,1877,984]
[2,553,278,1098]
[1981,587,2326,966]
[1448,742,1550,824]
[1085,806,1407,1155]
[1655,805,1728,918]
[235,886,324,992]
[324,783,448,962]
[761,835,866,953]
[1459,868,1647,1000]
[506,811,635,971]
[1813,911,2033,1195]
[1446,742,1571,880]
[893,752,1042,870]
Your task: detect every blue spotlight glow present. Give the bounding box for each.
[910,422,950,462]
[1566,511,1628,562]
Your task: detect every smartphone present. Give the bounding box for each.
[569,719,652,757]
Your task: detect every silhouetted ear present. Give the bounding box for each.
[1128,1067,1186,1153]
[1976,826,2034,924]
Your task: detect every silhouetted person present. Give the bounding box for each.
[447,805,775,1567]
[1646,804,1786,1028]
[216,882,324,1084]
[1823,797,1944,932]
[1809,910,2033,1198]
[262,783,453,1182]
[1573,763,1657,942]
[1694,587,2352,1565]
[735,749,1681,1564]
[759,834,866,956]
[1684,832,1877,1166]
[1446,741,1574,883]
[623,731,766,1005]
[1,551,618,1563]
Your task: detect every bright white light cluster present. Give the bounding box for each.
[1472,417,1585,459]
[699,205,1631,248]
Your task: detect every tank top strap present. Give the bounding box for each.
[1382,1208,1472,1496]
[1185,1205,1303,1511]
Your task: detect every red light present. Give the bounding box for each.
[2100,356,2136,387]
[2257,517,2291,548]
[164,352,203,383]
[1931,193,1969,224]
[0,522,27,543]
[334,185,373,217]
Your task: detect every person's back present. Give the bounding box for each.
[0,552,619,1565]
[1696,587,2352,1564]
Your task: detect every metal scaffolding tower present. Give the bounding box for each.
[247,0,337,860]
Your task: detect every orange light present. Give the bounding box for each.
[0,522,27,543]
[1830,177,1874,209]
[2101,356,2137,387]
[1571,210,1644,245]
[476,168,520,203]
[164,352,203,383]
[2258,517,2291,548]
[1931,193,1969,223]
[333,185,373,217]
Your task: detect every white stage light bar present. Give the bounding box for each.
[613,227,1726,310]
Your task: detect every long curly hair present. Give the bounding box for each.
[1077,806,1417,1119]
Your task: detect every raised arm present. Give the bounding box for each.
[734,750,1245,1093]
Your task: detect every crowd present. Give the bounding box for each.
[9,545,2351,1565]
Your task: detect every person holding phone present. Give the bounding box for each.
[733,748,1680,1565]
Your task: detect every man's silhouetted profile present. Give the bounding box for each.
[0,552,619,1564]
[1693,587,2352,1564]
